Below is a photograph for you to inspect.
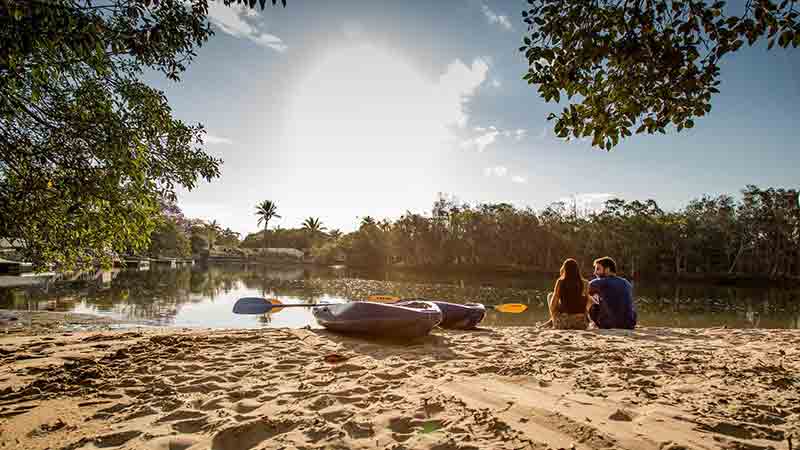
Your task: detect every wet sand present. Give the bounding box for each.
[0,326,797,450]
[0,309,123,335]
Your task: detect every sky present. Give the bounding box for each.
[149,0,800,236]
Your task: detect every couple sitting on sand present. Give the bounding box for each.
[545,256,637,330]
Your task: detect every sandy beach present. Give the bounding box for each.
[0,322,797,450]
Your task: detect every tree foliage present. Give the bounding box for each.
[216,227,241,247]
[327,187,799,279]
[0,0,282,270]
[520,0,800,149]
[148,218,192,258]
[302,217,326,246]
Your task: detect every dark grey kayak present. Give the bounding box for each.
[397,299,486,329]
[312,301,442,338]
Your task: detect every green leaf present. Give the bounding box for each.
[779,30,793,47]
[419,422,441,434]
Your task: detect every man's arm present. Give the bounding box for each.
[587,278,603,297]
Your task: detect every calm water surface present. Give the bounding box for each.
[1,264,798,329]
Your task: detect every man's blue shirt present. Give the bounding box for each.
[588,276,637,329]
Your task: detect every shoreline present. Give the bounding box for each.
[0,325,798,449]
[4,260,798,292]
[0,310,146,336]
[342,263,800,287]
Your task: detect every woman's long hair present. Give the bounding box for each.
[558,258,584,304]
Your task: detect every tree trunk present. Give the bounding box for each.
[546,245,552,270]
[728,241,745,274]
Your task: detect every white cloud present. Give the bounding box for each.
[462,128,500,152]
[207,2,287,52]
[511,175,527,184]
[481,3,513,30]
[484,166,508,177]
[204,133,233,145]
[437,58,490,127]
[490,78,501,88]
[462,126,527,151]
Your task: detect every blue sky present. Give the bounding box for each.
[150,0,799,236]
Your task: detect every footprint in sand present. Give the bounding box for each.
[372,370,409,381]
[194,375,228,384]
[308,395,336,411]
[320,407,355,424]
[122,405,159,421]
[176,382,225,394]
[172,417,210,433]
[233,399,261,414]
[91,429,143,448]
[210,417,296,450]
[342,418,374,439]
[148,434,205,450]
[155,409,207,424]
[226,389,261,400]
[197,395,228,411]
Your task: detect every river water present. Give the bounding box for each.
[1,264,798,329]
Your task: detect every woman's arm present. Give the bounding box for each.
[549,279,561,319]
[583,280,593,313]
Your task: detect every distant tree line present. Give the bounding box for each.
[147,198,239,258]
[310,185,798,280]
[151,185,798,280]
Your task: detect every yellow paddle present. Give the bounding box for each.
[267,298,284,314]
[492,303,527,313]
[367,295,528,313]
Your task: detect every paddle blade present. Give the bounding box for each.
[494,303,528,313]
[232,297,273,314]
[367,295,401,303]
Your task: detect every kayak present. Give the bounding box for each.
[397,299,486,329]
[312,301,442,338]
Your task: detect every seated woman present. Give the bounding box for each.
[546,258,592,330]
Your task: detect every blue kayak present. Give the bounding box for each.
[312,301,442,338]
[397,299,486,329]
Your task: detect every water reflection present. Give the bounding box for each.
[0,265,797,329]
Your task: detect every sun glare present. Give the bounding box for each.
[283,43,468,227]
[287,44,453,168]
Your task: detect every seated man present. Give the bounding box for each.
[588,257,637,329]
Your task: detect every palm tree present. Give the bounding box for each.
[205,220,221,250]
[302,217,326,245]
[360,216,376,229]
[255,200,280,249]
[328,229,342,240]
